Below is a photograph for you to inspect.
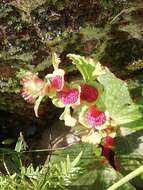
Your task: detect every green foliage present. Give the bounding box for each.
[0,134,83,190]
[67,54,143,130]
[50,143,135,190]
[68,54,105,82]
[115,130,143,188]
[11,0,47,14]
[127,59,143,72]
[34,58,51,72]
[0,78,20,93]
[0,51,33,62]
[97,68,143,129]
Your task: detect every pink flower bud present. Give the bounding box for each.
[58,88,80,105]
[80,84,98,102]
[85,106,106,127]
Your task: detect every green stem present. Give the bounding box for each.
[107,165,143,190]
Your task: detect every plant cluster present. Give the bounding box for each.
[20,53,143,158]
[0,133,83,190]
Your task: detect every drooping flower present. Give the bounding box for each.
[58,87,80,105]
[80,83,98,102]
[85,106,106,127]
[20,72,45,103]
[46,69,65,92]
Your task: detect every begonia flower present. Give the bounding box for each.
[46,69,65,92]
[21,72,45,103]
[85,106,106,127]
[80,83,98,102]
[58,87,80,105]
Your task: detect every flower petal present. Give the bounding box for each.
[46,69,65,92]
[58,87,80,105]
[60,107,77,127]
[80,83,98,102]
[80,129,102,145]
[85,106,106,127]
[20,72,44,103]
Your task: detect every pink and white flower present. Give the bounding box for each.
[20,72,45,103]
[58,87,80,105]
[46,69,65,92]
[85,106,106,127]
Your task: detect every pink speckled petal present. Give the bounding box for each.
[58,88,80,105]
[85,106,106,127]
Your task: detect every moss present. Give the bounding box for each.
[127,59,143,72]
[0,78,20,93]
[0,0,142,117]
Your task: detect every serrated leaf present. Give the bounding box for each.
[15,132,27,152]
[70,160,135,190]
[50,143,96,166]
[97,69,143,129]
[68,54,105,82]
[115,130,143,188]
[34,58,51,72]
[71,151,83,168]
[50,143,134,190]
[52,52,61,70]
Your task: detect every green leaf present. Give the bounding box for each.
[50,143,96,167]
[15,132,27,152]
[71,151,83,168]
[50,143,134,190]
[97,69,143,129]
[67,54,98,82]
[34,57,51,72]
[70,159,135,190]
[2,138,16,145]
[52,52,61,70]
[115,130,143,188]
